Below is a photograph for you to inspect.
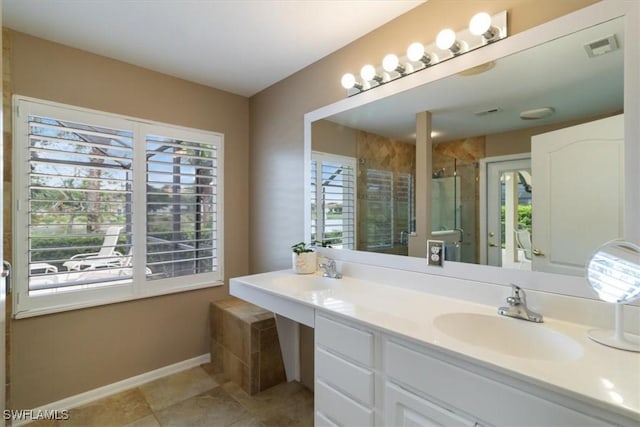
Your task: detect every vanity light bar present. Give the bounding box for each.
[341,11,508,97]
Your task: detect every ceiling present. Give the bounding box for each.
[325,17,623,143]
[2,0,424,97]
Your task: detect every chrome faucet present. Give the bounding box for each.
[498,284,543,323]
[319,259,342,279]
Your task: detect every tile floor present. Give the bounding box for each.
[25,363,314,427]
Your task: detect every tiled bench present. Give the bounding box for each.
[210,297,286,395]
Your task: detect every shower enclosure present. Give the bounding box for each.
[431,160,478,263]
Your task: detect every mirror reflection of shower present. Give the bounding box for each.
[431,136,485,263]
[356,132,416,256]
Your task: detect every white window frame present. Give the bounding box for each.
[311,151,356,249]
[12,96,224,318]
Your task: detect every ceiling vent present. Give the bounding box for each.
[474,107,501,116]
[584,34,619,58]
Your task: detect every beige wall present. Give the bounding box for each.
[6,31,250,409]
[248,0,599,274]
[311,120,357,158]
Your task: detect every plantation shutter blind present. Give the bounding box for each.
[310,159,318,242]
[145,134,219,280]
[311,153,356,249]
[15,97,225,318]
[27,114,134,293]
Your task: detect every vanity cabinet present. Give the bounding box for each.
[315,312,620,427]
[315,313,376,426]
[385,338,612,427]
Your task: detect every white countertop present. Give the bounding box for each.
[230,269,640,421]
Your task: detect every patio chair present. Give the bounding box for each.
[29,263,58,275]
[63,226,125,271]
[120,248,153,275]
[514,228,533,263]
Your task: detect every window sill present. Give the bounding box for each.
[13,280,224,319]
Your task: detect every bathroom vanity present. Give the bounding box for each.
[230,265,640,426]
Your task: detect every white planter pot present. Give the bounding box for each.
[292,252,317,274]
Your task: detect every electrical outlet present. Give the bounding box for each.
[427,240,445,267]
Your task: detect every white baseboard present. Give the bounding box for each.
[12,353,211,427]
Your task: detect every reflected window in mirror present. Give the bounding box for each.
[310,152,356,249]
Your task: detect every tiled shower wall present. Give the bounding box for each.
[356,130,415,255]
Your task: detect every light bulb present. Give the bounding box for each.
[469,12,492,35]
[360,64,377,81]
[469,12,499,40]
[436,29,457,50]
[341,73,356,89]
[382,54,399,72]
[406,42,425,62]
[407,42,434,66]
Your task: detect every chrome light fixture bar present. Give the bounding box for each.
[341,11,508,96]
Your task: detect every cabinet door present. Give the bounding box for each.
[385,383,477,427]
[386,339,613,426]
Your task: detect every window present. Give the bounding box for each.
[145,128,219,280]
[13,97,223,318]
[310,152,355,249]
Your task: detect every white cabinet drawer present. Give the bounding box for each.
[316,379,374,427]
[316,314,374,366]
[386,340,610,426]
[316,347,374,406]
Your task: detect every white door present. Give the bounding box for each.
[481,156,531,268]
[532,114,624,276]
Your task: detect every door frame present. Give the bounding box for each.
[479,154,531,266]
[0,2,6,422]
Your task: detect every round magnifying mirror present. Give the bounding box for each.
[586,240,640,352]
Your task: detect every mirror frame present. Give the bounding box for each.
[304,1,639,300]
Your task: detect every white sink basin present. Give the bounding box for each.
[434,313,583,361]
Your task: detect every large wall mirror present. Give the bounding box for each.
[304,2,639,299]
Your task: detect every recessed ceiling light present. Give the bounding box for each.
[520,107,555,120]
[458,61,495,76]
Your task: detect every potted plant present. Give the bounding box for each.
[291,242,318,274]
